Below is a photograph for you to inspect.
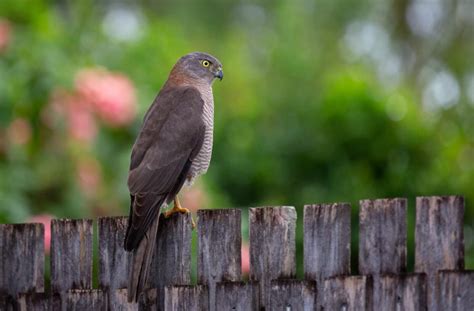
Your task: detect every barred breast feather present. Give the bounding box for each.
[187,86,214,185]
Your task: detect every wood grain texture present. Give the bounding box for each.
[378,273,427,310]
[0,223,44,297]
[439,270,474,311]
[304,203,351,280]
[215,282,259,311]
[304,203,350,310]
[323,275,373,311]
[0,195,471,309]
[164,285,209,311]
[65,289,106,310]
[98,216,132,290]
[415,196,464,310]
[415,196,464,272]
[148,213,192,311]
[359,198,407,309]
[18,293,50,311]
[250,206,296,310]
[109,289,138,311]
[139,288,158,311]
[359,198,407,275]
[51,219,93,293]
[198,209,241,311]
[270,279,316,311]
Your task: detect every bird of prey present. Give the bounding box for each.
[124,52,223,302]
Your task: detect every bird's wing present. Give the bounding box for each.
[124,86,205,251]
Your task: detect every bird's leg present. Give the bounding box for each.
[164,197,196,228]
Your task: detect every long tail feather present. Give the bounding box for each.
[127,215,160,302]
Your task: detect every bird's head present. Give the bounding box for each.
[170,52,223,85]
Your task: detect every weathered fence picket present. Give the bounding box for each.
[17,292,50,310]
[359,198,407,309]
[438,270,474,310]
[249,206,297,310]
[147,213,193,310]
[415,196,465,311]
[98,217,136,309]
[0,195,471,310]
[0,223,44,297]
[65,289,107,310]
[270,280,316,310]
[303,202,351,309]
[51,219,93,293]
[215,282,259,310]
[197,209,241,311]
[164,285,208,311]
[98,217,131,290]
[322,275,372,310]
[110,289,136,311]
[50,219,93,310]
[378,273,427,310]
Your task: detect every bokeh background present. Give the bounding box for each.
[1,0,473,282]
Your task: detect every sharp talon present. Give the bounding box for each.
[165,197,196,229]
[165,197,193,218]
[164,206,189,218]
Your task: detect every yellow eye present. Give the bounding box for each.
[202,60,210,67]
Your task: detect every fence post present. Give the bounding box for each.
[65,289,107,310]
[323,275,373,310]
[438,270,474,310]
[0,223,44,298]
[359,198,407,309]
[98,216,132,289]
[110,289,137,311]
[164,285,209,311]
[139,288,158,311]
[250,206,297,310]
[415,196,464,310]
[304,202,351,309]
[197,209,241,311]
[379,273,427,310]
[270,280,316,310]
[98,216,137,309]
[215,282,259,311]
[0,194,470,309]
[50,219,93,310]
[17,293,50,311]
[146,213,192,310]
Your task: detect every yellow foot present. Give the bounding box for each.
[164,198,196,229]
[164,205,190,217]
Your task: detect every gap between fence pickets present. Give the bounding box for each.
[0,195,473,310]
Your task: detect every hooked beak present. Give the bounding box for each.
[215,68,224,81]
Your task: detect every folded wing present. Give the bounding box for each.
[124,86,205,251]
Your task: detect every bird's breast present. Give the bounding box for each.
[187,87,214,185]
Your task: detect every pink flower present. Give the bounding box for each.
[49,89,98,143]
[67,98,97,143]
[0,19,12,53]
[242,242,250,275]
[77,159,102,198]
[27,214,54,255]
[75,69,137,127]
[7,118,32,145]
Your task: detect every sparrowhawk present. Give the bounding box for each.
[124,52,223,302]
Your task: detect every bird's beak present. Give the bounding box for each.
[215,68,224,81]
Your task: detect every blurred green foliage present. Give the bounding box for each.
[0,0,473,271]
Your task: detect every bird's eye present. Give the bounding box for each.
[201,60,210,67]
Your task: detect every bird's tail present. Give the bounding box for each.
[127,215,160,303]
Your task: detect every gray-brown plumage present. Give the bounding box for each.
[124,52,223,302]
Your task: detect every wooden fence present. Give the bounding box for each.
[0,195,473,310]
